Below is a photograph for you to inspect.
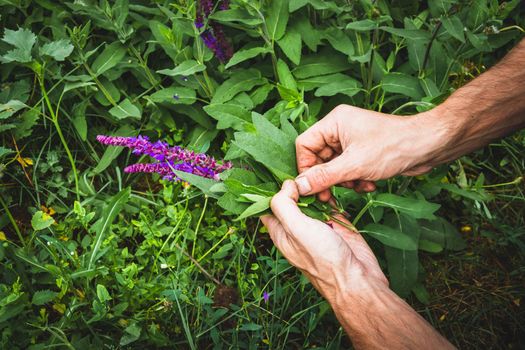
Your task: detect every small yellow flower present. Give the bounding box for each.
[41,205,56,216]
[53,303,66,314]
[0,231,6,241]
[460,225,472,233]
[17,156,33,168]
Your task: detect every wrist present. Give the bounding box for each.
[408,107,463,168]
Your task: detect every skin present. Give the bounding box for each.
[263,38,525,349]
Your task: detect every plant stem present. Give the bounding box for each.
[0,195,26,248]
[192,195,208,257]
[352,200,374,227]
[39,77,80,201]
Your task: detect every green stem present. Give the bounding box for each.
[39,77,80,201]
[0,195,26,248]
[352,199,374,227]
[191,195,208,257]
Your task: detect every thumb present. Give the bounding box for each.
[295,156,352,195]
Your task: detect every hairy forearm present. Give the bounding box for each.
[328,286,455,350]
[419,38,525,166]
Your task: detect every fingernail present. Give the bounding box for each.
[295,176,312,195]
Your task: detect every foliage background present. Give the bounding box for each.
[0,0,524,348]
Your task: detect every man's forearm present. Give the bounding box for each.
[327,286,455,350]
[418,38,525,166]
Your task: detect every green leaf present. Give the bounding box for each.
[314,77,361,97]
[211,69,266,104]
[298,73,348,91]
[323,28,354,56]
[239,323,263,331]
[277,59,298,91]
[266,0,289,40]
[149,86,196,105]
[91,42,127,76]
[1,28,37,63]
[0,146,14,159]
[277,31,302,65]
[379,27,431,40]
[235,196,271,220]
[346,19,378,31]
[31,211,55,231]
[209,9,263,26]
[109,98,141,120]
[175,105,214,129]
[96,284,112,302]
[203,104,251,130]
[0,100,26,120]
[373,193,440,220]
[382,73,424,100]
[88,187,131,270]
[39,39,74,61]
[385,246,418,297]
[120,323,141,346]
[420,218,466,251]
[157,60,206,76]
[292,53,349,79]
[32,290,58,305]
[362,223,418,250]
[442,15,465,43]
[225,47,270,69]
[233,113,297,181]
[173,171,222,199]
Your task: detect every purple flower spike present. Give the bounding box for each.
[263,291,270,303]
[97,135,232,183]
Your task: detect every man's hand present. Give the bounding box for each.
[261,180,388,301]
[262,181,455,349]
[294,105,446,200]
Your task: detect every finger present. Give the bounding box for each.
[354,180,376,193]
[296,117,340,174]
[295,155,354,196]
[270,180,318,234]
[318,189,332,202]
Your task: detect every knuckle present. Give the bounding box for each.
[312,165,331,185]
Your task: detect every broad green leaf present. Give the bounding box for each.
[379,27,431,40]
[175,105,214,129]
[225,47,270,69]
[209,9,263,26]
[239,323,263,331]
[419,239,443,253]
[1,28,36,63]
[96,284,112,302]
[120,323,141,346]
[292,53,349,79]
[0,100,26,120]
[277,31,302,65]
[346,19,378,31]
[323,28,354,56]
[32,290,58,305]
[149,86,196,105]
[235,196,271,220]
[277,59,297,91]
[149,20,178,60]
[173,171,222,199]
[91,42,127,76]
[203,104,251,130]
[374,193,440,220]
[88,187,131,270]
[442,15,465,43]
[289,0,309,12]
[63,81,96,93]
[31,211,55,231]
[39,39,74,61]
[157,60,206,76]
[266,0,289,40]
[314,77,361,97]
[297,73,348,91]
[385,246,418,297]
[291,15,321,51]
[382,73,423,100]
[109,98,141,120]
[211,69,266,104]
[362,223,418,250]
[429,0,456,16]
[420,218,466,251]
